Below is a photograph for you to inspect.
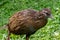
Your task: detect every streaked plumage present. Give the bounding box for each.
[7,8,52,40]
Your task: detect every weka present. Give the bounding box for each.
[7,8,53,40]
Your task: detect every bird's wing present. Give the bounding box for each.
[8,9,38,31]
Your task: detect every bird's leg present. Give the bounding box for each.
[7,31,10,40]
[26,34,30,40]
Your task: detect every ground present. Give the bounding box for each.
[0,0,60,40]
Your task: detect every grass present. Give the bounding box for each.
[0,0,60,40]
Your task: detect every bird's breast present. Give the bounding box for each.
[33,19,47,30]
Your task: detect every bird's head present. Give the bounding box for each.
[39,8,53,19]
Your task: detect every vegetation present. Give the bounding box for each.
[0,0,59,40]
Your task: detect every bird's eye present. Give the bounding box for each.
[46,13,50,15]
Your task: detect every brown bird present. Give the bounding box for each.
[7,8,53,40]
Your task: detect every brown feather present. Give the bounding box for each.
[7,8,52,40]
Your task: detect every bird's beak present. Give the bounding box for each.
[49,14,54,19]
